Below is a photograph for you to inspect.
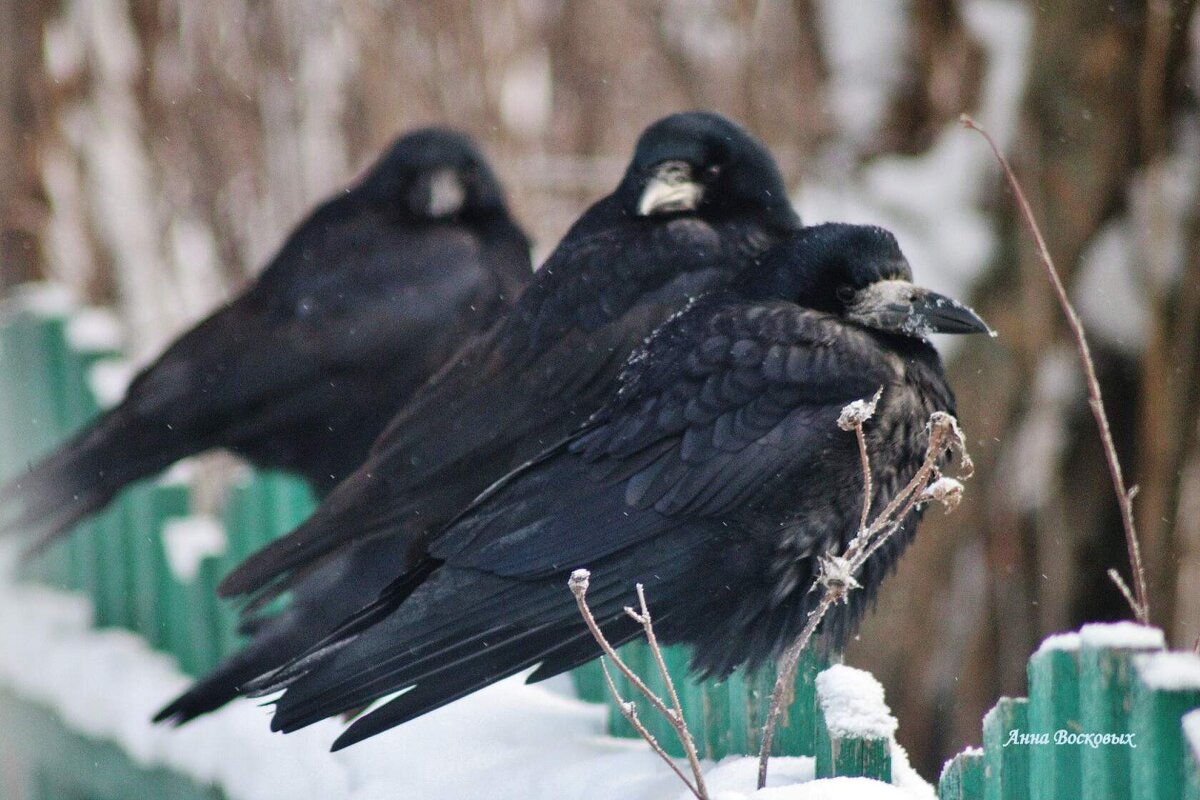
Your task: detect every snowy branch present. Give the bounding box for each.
[756,403,972,789]
[569,571,709,800]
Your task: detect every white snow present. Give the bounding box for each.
[755,777,911,800]
[936,747,983,786]
[1133,652,1200,692]
[1184,709,1200,759]
[798,0,1032,359]
[161,516,227,582]
[7,281,77,317]
[1078,622,1165,651]
[65,307,123,352]
[0,544,934,800]
[1035,632,1082,654]
[87,357,136,408]
[815,665,898,740]
[500,49,553,139]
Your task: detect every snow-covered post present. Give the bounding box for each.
[812,665,896,782]
[1130,652,1200,800]
[1078,623,1165,800]
[1027,633,1082,799]
[938,747,984,800]
[982,696,1030,800]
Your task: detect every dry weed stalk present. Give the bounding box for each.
[960,114,1151,626]
[756,398,972,789]
[569,571,710,800]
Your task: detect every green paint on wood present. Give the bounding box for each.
[1130,653,1200,800]
[1080,636,1163,800]
[1028,645,1083,800]
[813,665,893,782]
[983,697,1030,800]
[1182,710,1200,800]
[939,749,984,800]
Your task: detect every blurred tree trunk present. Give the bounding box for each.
[0,0,55,292]
[854,0,1200,777]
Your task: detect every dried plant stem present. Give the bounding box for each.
[960,114,1151,625]
[855,422,873,533]
[757,411,968,789]
[595,658,701,795]
[570,571,709,800]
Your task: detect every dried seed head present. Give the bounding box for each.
[838,387,884,431]
[569,569,591,595]
[817,554,861,600]
[922,477,964,513]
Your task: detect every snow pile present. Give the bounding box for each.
[1035,632,1082,654]
[1133,652,1200,692]
[8,281,77,318]
[161,515,227,582]
[87,357,136,408]
[1078,622,1166,651]
[65,307,124,352]
[0,544,934,800]
[1184,709,1200,760]
[815,665,898,740]
[755,777,912,799]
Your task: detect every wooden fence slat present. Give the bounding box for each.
[983,697,1030,800]
[1079,623,1165,800]
[813,664,894,782]
[1130,653,1200,800]
[1027,635,1082,800]
[940,748,985,800]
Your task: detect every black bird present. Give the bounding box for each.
[0,128,532,548]
[216,111,802,602]
[246,223,990,750]
[156,111,801,727]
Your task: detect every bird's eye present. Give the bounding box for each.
[836,286,856,304]
[705,164,722,179]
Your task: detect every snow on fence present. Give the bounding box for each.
[938,623,1200,800]
[0,287,920,798]
[4,286,1199,800]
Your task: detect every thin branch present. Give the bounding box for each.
[757,408,969,789]
[570,571,709,800]
[596,658,701,797]
[628,584,707,794]
[960,114,1151,625]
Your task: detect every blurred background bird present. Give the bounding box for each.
[158,111,802,724]
[245,223,990,750]
[0,127,532,551]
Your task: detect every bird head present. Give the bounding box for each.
[617,112,800,231]
[744,223,992,338]
[358,127,509,220]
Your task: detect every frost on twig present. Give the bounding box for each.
[756,402,973,789]
[569,570,709,800]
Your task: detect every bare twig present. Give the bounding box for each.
[625,585,707,790]
[756,407,970,789]
[570,571,709,800]
[960,114,1151,625]
[595,658,700,795]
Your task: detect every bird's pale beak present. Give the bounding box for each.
[637,160,704,216]
[425,169,465,217]
[847,279,993,337]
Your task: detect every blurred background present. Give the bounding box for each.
[0,0,1197,778]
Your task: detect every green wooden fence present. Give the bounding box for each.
[6,286,1199,799]
[939,624,1200,800]
[0,287,873,772]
